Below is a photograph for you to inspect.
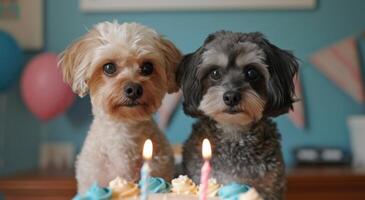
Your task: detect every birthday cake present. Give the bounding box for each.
[73,175,262,200]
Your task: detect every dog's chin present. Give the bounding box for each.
[209,110,255,126]
[224,107,243,114]
[119,101,144,107]
[106,101,157,122]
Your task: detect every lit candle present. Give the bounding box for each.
[141,139,153,200]
[199,138,212,200]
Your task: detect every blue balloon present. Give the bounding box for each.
[0,31,23,91]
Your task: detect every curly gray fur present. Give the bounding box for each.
[182,118,285,200]
[178,31,299,200]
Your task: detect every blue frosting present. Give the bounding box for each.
[138,177,171,193]
[73,182,112,200]
[218,182,250,200]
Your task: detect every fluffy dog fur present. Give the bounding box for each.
[177,31,299,200]
[59,21,181,194]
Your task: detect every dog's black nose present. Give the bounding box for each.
[124,83,143,100]
[223,91,241,107]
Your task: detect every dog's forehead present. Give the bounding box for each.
[93,22,162,57]
[202,35,266,68]
[235,42,266,67]
[201,48,229,68]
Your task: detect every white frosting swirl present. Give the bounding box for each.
[239,188,263,200]
[109,177,140,199]
[171,175,198,195]
[201,178,221,197]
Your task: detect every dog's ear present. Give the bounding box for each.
[157,37,182,94]
[176,31,227,117]
[176,50,205,117]
[257,35,299,117]
[58,32,98,97]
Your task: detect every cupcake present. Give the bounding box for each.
[109,177,140,199]
[218,182,250,200]
[138,177,171,193]
[171,175,198,195]
[199,178,222,197]
[73,182,112,200]
[239,188,263,200]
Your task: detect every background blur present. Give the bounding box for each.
[0,0,365,179]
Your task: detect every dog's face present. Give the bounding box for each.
[177,31,298,126]
[59,22,181,122]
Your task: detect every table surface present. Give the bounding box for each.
[1,167,365,188]
[1,167,365,199]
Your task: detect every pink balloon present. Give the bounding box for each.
[21,53,75,121]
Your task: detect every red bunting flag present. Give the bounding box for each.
[311,36,365,103]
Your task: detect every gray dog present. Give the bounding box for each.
[177,31,299,200]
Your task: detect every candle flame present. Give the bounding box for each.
[202,138,211,160]
[143,139,153,160]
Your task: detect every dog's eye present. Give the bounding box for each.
[103,63,117,76]
[140,62,154,76]
[210,69,222,81]
[245,67,260,81]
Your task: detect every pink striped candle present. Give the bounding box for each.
[200,138,212,200]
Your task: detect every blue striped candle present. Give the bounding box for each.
[140,139,153,200]
[140,162,150,200]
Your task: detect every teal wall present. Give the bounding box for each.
[1,0,365,178]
